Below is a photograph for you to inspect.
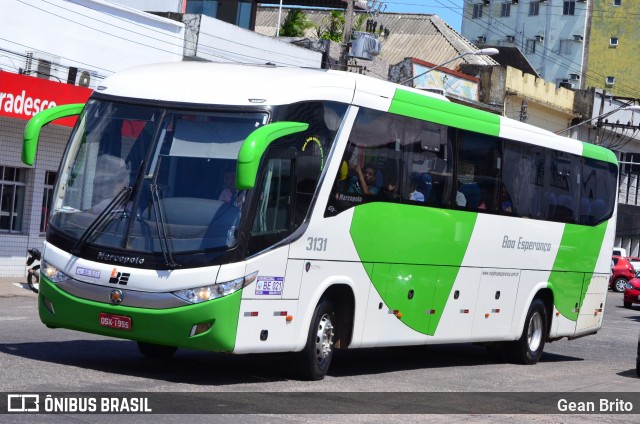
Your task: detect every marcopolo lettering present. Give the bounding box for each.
[97,251,145,265]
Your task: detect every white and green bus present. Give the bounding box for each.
[23,62,617,380]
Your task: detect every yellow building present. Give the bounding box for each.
[585,0,640,97]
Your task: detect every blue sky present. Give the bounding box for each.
[381,1,464,32]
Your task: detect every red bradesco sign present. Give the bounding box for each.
[0,70,92,127]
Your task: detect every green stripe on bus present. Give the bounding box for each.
[350,203,477,335]
[549,221,608,320]
[581,142,617,164]
[389,89,501,137]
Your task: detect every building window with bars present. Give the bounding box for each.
[622,153,640,175]
[473,3,483,18]
[525,39,537,54]
[529,1,540,16]
[40,171,58,233]
[500,2,511,17]
[0,166,26,232]
[563,1,576,15]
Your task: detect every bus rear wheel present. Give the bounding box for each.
[298,299,336,381]
[506,298,547,365]
[137,341,177,359]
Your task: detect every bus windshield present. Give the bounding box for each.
[50,98,268,257]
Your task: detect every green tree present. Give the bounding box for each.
[314,10,345,42]
[279,10,313,37]
[312,11,369,42]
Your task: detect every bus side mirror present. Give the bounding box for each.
[236,121,309,189]
[22,103,85,166]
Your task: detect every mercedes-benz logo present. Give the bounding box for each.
[109,289,124,305]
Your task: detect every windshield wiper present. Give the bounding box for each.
[71,186,132,255]
[150,184,180,268]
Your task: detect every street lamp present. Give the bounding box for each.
[555,105,640,135]
[399,48,499,86]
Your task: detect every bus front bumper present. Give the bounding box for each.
[38,277,241,352]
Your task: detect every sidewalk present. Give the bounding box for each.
[0,277,38,298]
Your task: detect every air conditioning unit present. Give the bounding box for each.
[535,35,544,42]
[569,73,580,81]
[77,70,93,87]
[477,35,487,44]
[506,35,515,43]
[349,32,381,61]
[573,35,584,42]
[559,81,573,89]
[25,52,60,81]
[67,66,94,87]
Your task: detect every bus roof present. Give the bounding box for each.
[96,62,447,108]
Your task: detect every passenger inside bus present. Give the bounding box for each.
[347,163,380,196]
[379,176,400,202]
[500,186,513,213]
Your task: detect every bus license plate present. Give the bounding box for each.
[99,312,132,331]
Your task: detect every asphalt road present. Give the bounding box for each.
[1,282,638,423]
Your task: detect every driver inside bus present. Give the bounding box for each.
[218,168,245,209]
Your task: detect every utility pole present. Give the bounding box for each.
[595,91,606,145]
[341,0,355,71]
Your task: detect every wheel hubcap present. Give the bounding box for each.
[616,280,626,292]
[314,313,334,365]
[527,311,543,352]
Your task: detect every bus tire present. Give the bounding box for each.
[506,298,547,365]
[137,341,177,359]
[298,299,336,381]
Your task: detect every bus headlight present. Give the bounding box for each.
[172,271,258,304]
[41,261,69,283]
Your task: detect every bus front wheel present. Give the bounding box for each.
[506,298,547,365]
[137,341,177,359]
[298,299,336,381]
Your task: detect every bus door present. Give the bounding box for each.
[236,146,301,352]
[548,271,584,336]
[471,268,521,339]
[360,263,433,347]
[575,273,608,335]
